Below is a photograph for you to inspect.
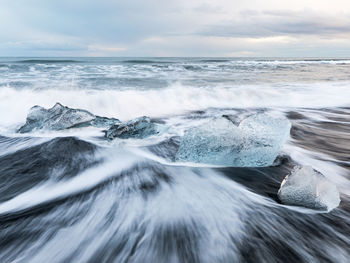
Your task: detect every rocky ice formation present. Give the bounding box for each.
[104,116,161,140]
[18,103,119,133]
[278,166,340,212]
[175,113,291,167]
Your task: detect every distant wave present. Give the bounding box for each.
[15,59,82,64]
[200,58,350,64]
[253,58,350,63]
[10,58,350,65]
[279,58,349,62]
[122,59,174,64]
[199,59,231,62]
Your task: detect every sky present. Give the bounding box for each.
[1,0,350,57]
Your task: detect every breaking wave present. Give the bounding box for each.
[1,81,350,129]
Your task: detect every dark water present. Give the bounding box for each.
[0,57,349,263]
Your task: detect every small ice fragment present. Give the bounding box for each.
[278,166,340,212]
[105,116,161,139]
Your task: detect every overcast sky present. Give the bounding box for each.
[1,0,350,57]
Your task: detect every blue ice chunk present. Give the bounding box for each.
[237,113,292,166]
[175,118,244,165]
[175,113,291,167]
[105,116,161,140]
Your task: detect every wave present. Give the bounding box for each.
[198,59,231,62]
[122,59,174,64]
[0,139,349,262]
[195,58,350,65]
[1,57,350,262]
[0,137,99,204]
[4,58,350,66]
[0,107,349,262]
[15,59,82,64]
[247,59,350,65]
[0,146,138,216]
[1,82,350,129]
[0,136,50,157]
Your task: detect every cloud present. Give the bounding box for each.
[0,0,186,55]
[198,10,350,38]
[192,3,226,14]
[0,0,350,56]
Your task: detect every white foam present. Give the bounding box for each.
[1,81,350,130]
[283,143,350,195]
[0,148,139,215]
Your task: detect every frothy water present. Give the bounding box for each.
[0,57,349,263]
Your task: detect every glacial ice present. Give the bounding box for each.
[105,116,161,140]
[175,113,291,167]
[18,103,119,133]
[237,113,292,166]
[278,166,340,211]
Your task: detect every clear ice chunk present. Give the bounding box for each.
[175,113,291,167]
[18,103,119,133]
[278,166,340,212]
[237,113,292,166]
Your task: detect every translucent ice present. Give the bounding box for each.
[175,113,291,167]
[238,113,292,166]
[18,103,119,133]
[105,116,161,140]
[175,118,244,166]
[278,166,340,212]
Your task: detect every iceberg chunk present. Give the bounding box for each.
[175,118,245,165]
[237,113,292,166]
[175,113,291,167]
[105,116,161,140]
[278,166,340,211]
[18,103,119,133]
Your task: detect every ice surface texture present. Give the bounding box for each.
[175,113,291,167]
[105,116,161,140]
[18,103,161,140]
[18,103,119,133]
[278,166,340,211]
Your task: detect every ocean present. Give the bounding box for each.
[0,57,349,262]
